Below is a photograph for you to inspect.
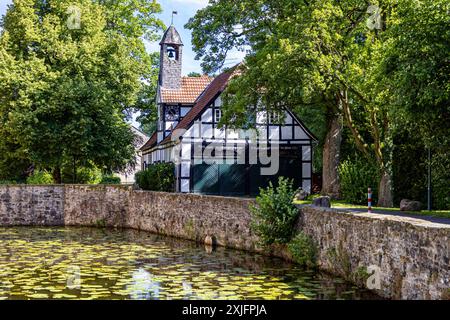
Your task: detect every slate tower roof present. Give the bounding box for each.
[159,25,183,46]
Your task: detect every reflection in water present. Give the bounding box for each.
[128,269,160,300]
[0,227,381,300]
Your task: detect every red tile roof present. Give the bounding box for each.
[142,66,240,151]
[140,131,157,152]
[160,75,213,104]
[160,69,234,145]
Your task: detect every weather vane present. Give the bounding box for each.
[171,11,178,25]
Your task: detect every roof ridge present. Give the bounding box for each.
[181,75,214,80]
[158,69,233,146]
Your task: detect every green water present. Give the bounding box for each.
[0,227,380,300]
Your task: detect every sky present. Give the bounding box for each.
[0,0,246,75]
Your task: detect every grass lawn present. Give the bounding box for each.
[294,199,450,220]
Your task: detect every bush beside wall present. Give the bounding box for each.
[26,171,54,185]
[250,177,299,246]
[135,163,175,192]
[100,175,121,185]
[339,158,380,205]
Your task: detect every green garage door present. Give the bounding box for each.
[219,164,246,196]
[249,158,302,196]
[193,157,302,196]
[192,164,219,194]
[192,163,246,196]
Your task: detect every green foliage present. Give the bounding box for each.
[0,141,29,182]
[339,157,379,205]
[26,171,54,185]
[0,180,17,185]
[383,0,449,148]
[187,72,202,77]
[392,122,450,210]
[287,232,317,269]
[327,246,352,279]
[135,163,175,192]
[352,266,370,287]
[61,165,102,184]
[100,175,121,185]
[250,177,298,246]
[134,52,160,136]
[430,152,450,210]
[187,0,450,207]
[94,219,107,228]
[0,0,163,182]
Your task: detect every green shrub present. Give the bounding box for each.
[61,165,102,184]
[339,158,379,205]
[392,123,450,210]
[430,152,450,210]
[250,177,298,246]
[287,232,317,268]
[100,175,121,185]
[26,171,54,185]
[135,163,175,192]
[135,170,147,189]
[0,180,17,185]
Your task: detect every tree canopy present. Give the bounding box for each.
[0,0,163,182]
[186,0,449,207]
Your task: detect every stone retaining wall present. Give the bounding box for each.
[0,185,448,299]
[0,185,64,226]
[299,207,450,300]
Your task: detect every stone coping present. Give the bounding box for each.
[296,204,450,230]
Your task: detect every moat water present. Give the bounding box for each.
[0,227,380,300]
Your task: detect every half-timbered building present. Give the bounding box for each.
[141,25,317,196]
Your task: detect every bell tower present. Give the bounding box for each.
[159,25,183,89]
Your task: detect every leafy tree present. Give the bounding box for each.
[187,0,448,207]
[384,0,450,209]
[186,0,386,202]
[0,0,163,183]
[135,52,160,136]
[187,71,202,77]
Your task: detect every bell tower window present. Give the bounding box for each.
[167,46,178,61]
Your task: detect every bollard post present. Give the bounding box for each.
[368,188,373,213]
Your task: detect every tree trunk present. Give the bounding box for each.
[52,167,62,184]
[377,169,393,207]
[321,113,343,199]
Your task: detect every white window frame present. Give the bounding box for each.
[268,112,280,124]
[214,109,222,123]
